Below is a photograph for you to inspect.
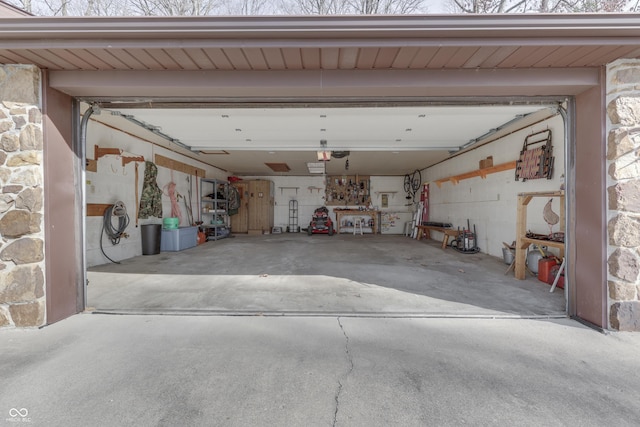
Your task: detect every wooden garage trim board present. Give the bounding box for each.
[154,154,206,178]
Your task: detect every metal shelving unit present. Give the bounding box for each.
[288,200,298,232]
[200,178,230,241]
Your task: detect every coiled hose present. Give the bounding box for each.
[100,202,130,264]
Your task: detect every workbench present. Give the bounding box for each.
[333,209,380,234]
[416,225,460,249]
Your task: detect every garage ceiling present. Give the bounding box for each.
[91,103,556,176]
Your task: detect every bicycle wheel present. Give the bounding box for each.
[404,173,412,194]
[411,169,422,194]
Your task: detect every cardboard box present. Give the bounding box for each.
[479,156,494,169]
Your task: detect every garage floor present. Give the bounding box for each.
[87,234,565,317]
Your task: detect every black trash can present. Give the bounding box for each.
[141,224,161,255]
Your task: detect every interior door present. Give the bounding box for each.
[231,182,249,233]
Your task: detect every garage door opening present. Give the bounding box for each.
[80,99,569,318]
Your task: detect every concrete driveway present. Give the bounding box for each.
[1,314,639,426]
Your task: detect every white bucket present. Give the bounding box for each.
[502,247,514,265]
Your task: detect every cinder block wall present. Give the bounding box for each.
[606,59,640,331]
[0,65,45,328]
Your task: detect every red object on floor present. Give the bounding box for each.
[548,265,565,289]
[538,257,558,284]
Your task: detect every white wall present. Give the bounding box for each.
[85,120,227,267]
[424,114,565,258]
[370,176,414,234]
[241,175,411,233]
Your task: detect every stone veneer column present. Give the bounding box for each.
[606,59,640,331]
[0,65,45,328]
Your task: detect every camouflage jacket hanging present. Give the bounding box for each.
[138,161,162,219]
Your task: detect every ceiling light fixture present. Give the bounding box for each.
[307,162,326,174]
[317,139,331,161]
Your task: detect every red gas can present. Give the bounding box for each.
[548,265,565,289]
[538,257,558,284]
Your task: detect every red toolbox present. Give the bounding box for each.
[538,257,559,284]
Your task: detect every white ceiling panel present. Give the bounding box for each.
[111,105,547,152]
[90,103,556,176]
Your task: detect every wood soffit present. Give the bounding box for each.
[1,15,640,72]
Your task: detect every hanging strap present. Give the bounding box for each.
[134,162,140,227]
[195,170,200,222]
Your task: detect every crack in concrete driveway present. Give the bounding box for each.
[333,317,354,427]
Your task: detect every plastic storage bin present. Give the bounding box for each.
[163,217,179,229]
[160,226,197,251]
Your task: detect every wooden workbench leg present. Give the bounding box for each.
[442,235,449,250]
[515,246,527,279]
[515,194,528,279]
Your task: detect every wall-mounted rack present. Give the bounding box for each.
[325,175,371,206]
[434,161,517,188]
[278,186,299,195]
[374,191,398,198]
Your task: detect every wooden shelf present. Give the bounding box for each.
[86,203,112,217]
[155,153,206,178]
[94,145,145,166]
[434,161,517,188]
[514,190,565,280]
[518,190,564,202]
[278,186,299,194]
[520,237,565,251]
